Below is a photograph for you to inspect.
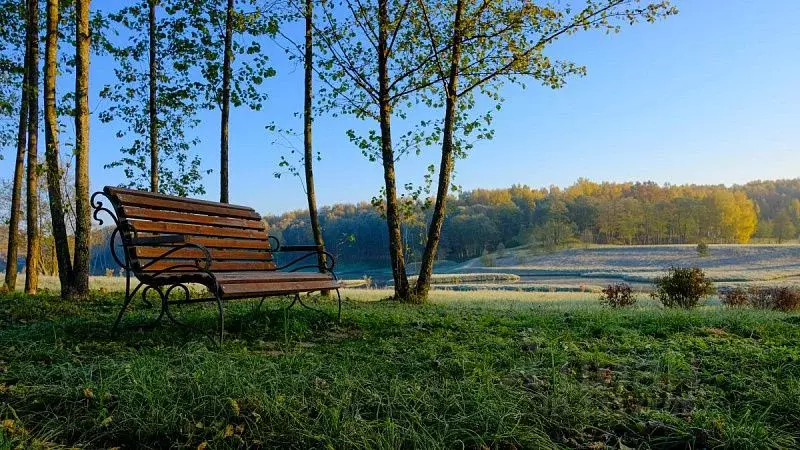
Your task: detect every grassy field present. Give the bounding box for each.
[1,284,799,448]
[457,244,800,290]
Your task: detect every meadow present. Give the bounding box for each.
[1,282,799,448]
[456,244,800,291]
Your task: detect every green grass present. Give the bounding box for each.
[1,289,799,448]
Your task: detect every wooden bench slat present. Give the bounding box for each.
[131,235,273,250]
[107,186,255,211]
[135,247,272,261]
[219,280,340,297]
[129,220,268,240]
[110,191,261,220]
[214,271,332,283]
[138,260,276,272]
[120,206,267,230]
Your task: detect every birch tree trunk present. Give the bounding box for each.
[24,0,41,295]
[73,0,92,297]
[44,0,76,299]
[3,0,29,291]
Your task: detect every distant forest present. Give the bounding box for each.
[3,178,800,275]
[267,179,800,267]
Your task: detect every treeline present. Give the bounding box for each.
[267,179,800,267]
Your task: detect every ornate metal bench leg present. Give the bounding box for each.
[215,294,225,345]
[112,294,134,331]
[336,289,342,322]
[287,292,336,320]
[287,293,300,310]
[256,296,267,311]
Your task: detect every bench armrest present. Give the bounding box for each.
[278,244,323,252]
[130,234,187,246]
[268,236,336,273]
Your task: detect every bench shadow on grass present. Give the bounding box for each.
[1,292,351,351]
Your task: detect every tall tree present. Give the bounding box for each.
[412,0,678,299]
[101,0,209,197]
[43,0,76,298]
[301,0,327,276]
[148,0,157,192]
[315,0,443,301]
[73,0,91,297]
[219,0,234,202]
[24,0,40,295]
[176,0,277,203]
[3,0,28,291]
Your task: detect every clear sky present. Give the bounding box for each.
[2,0,799,215]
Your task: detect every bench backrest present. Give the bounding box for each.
[104,186,276,274]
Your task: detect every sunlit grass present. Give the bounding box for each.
[1,277,799,448]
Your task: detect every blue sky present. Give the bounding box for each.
[3,0,799,215]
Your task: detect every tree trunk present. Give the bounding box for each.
[219,0,234,203]
[377,0,410,301]
[414,0,464,301]
[303,0,328,289]
[73,0,91,297]
[148,0,158,193]
[44,0,76,299]
[24,0,40,295]
[4,1,29,291]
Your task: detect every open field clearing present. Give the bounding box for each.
[2,286,799,448]
[455,244,800,290]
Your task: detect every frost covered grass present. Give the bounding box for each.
[1,287,799,448]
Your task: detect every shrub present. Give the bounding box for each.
[480,249,496,267]
[651,266,715,309]
[600,282,636,308]
[747,286,800,312]
[696,242,710,257]
[720,287,748,307]
[769,287,800,311]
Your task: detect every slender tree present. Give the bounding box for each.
[219,0,234,203]
[3,0,28,291]
[73,0,91,297]
[43,0,76,298]
[412,0,678,299]
[178,0,277,202]
[101,0,209,197]
[148,0,157,192]
[24,0,40,295]
[301,0,328,278]
[315,0,441,301]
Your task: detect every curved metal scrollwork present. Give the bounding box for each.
[268,235,281,251]
[278,249,337,273]
[90,191,119,228]
[91,191,131,271]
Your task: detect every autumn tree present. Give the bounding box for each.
[411,0,678,299]
[101,0,209,196]
[773,210,796,243]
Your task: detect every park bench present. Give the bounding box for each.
[91,186,341,342]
